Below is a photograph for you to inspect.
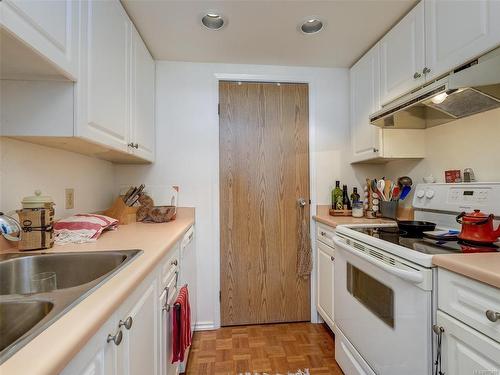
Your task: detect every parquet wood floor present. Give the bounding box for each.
[185,323,343,375]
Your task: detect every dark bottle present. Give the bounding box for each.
[332,181,343,210]
[350,187,360,205]
[342,185,352,210]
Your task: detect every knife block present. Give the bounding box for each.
[103,197,138,225]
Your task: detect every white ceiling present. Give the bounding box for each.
[122,0,418,68]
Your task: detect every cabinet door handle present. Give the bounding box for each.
[107,329,123,346]
[127,142,135,148]
[330,256,335,262]
[320,231,327,236]
[373,148,379,153]
[119,316,133,330]
[423,67,431,74]
[413,72,422,79]
[486,310,500,322]
[134,143,139,149]
[170,259,178,266]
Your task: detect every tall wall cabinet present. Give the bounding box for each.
[350,0,500,163]
[0,0,155,163]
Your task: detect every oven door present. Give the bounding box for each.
[333,235,433,375]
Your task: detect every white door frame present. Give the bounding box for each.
[213,72,319,328]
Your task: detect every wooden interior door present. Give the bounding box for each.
[219,81,310,326]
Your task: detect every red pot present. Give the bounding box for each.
[456,210,500,244]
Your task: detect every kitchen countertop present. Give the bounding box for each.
[433,253,500,289]
[313,205,394,228]
[0,207,195,375]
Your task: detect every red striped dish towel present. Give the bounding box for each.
[171,285,191,363]
[54,214,118,244]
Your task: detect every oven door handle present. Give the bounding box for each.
[333,237,424,284]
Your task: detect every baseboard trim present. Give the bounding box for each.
[194,321,216,331]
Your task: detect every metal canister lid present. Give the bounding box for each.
[21,190,55,209]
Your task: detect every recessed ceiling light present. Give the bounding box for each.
[300,18,324,34]
[201,13,225,30]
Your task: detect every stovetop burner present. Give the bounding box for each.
[352,226,499,255]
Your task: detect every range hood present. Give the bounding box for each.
[370,48,500,129]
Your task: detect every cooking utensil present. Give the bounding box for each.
[122,187,135,203]
[456,210,500,243]
[377,179,386,201]
[391,186,400,201]
[423,230,460,241]
[397,220,437,238]
[129,184,145,206]
[384,179,392,199]
[399,185,412,200]
[398,176,413,186]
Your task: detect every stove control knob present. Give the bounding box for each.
[416,190,425,198]
[425,189,435,199]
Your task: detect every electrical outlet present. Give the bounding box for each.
[65,188,75,209]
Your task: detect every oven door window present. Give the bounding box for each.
[347,262,394,328]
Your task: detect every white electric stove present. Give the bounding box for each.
[332,182,500,375]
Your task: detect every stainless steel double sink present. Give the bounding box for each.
[0,250,142,364]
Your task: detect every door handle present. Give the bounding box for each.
[107,329,123,346]
[297,198,307,207]
[486,310,500,322]
[119,316,133,330]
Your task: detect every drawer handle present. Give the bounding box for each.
[107,329,123,346]
[119,316,133,330]
[320,231,327,236]
[330,256,334,262]
[486,310,500,322]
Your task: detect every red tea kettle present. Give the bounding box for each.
[456,210,500,243]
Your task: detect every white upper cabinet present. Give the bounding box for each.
[0,0,79,80]
[380,1,425,105]
[130,26,156,162]
[79,0,131,152]
[350,43,426,163]
[350,44,382,162]
[424,0,500,81]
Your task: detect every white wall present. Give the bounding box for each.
[382,108,500,205]
[114,61,356,329]
[0,138,115,218]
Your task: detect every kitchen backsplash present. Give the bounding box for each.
[0,138,115,218]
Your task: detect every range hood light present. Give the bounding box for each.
[431,92,448,104]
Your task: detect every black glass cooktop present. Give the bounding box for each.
[352,227,500,255]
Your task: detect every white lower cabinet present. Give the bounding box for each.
[316,223,335,330]
[437,311,500,375]
[117,277,158,375]
[61,237,189,375]
[60,314,119,375]
[317,240,334,330]
[436,269,500,375]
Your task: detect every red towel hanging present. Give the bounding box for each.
[171,285,191,363]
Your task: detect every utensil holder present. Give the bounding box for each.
[380,201,399,220]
